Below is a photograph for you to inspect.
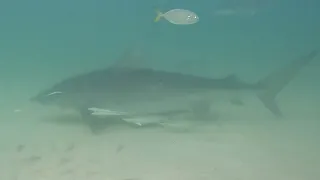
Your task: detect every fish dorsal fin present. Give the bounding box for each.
[111,46,146,69]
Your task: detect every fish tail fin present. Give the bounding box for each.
[154,9,163,22]
[256,50,318,117]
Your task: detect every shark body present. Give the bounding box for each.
[31,50,318,132]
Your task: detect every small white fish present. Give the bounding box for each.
[154,9,199,25]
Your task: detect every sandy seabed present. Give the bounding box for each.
[0,96,319,180]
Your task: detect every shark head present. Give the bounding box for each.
[30,90,65,106]
[31,46,149,109]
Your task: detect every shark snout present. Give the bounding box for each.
[30,91,64,105]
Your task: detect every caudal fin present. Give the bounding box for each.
[154,10,163,22]
[257,50,318,117]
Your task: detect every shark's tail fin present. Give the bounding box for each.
[256,50,318,117]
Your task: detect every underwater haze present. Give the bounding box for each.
[0,0,319,179]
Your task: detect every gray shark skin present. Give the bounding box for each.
[31,50,318,133]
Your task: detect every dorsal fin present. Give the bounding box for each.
[111,46,146,69]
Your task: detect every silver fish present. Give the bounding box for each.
[154,9,199,25]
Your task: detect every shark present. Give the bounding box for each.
[30,49,318,133]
